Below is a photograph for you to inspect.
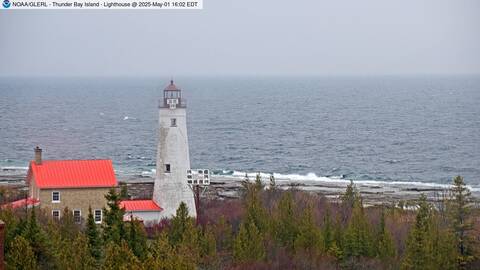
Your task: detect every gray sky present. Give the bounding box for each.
[1,0,479,76]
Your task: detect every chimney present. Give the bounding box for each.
[34,146,42,165]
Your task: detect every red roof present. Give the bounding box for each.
[165,80,180,91]
[28,160,117,189]
[120,200,163,212]
[2,197,40,209]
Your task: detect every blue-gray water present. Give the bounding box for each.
[0,76,479,189]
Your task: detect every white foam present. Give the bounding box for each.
[225,170,480,193]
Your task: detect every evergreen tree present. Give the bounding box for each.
[59,207,79,240]
[6,235,37,270]
[103,188,126,243]
[169,201,196,246]
[343,196,374,258]
[103,241,142,270]
[341,180,357,208]
[322,206,334,251]
[449,175,475,268]
[86,206,102,261]
[243,179,268,233]
[145,232,195,270]
[233,221,265,263]
[54,234,97,270]
[429,215,458,270]
[198,226,218,268]
[376,207,396,259]
[120,183,130,200]
[213,216,233,251]
[127,217,148,259]
[254,173,264,190]
[274,192,299,250]
[332,215,344,251]
[21,206,48,265]
[401,194,433,270]
[294,202,323,254]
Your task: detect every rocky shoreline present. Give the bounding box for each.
[2,173,478,206]
[121,175,479,206]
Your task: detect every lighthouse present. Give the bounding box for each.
[152,80,197,218]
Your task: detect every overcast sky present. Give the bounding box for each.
[1,0,479,76]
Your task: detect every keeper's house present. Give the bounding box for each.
[21,146,117,224]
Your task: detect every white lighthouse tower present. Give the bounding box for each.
[153,80,197,218]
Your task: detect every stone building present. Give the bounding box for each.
[22,146,117,224]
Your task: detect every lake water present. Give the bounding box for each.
[0,76,479,190]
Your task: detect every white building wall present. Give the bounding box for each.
[124,210,163,225]
[153,107,196,218]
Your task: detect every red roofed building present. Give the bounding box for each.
[27,147,117,224]
[120,199,163,223]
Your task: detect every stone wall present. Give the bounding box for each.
[39,187,111,220]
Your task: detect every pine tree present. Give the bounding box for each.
[429,215,458,270]
[103,188,126,243]
[198,226,218,268]
[294,202,323,254]
[401,194,433,270]
[59,207,79,240]
[103,241,142,270]
[233,221,265,263]
[120,183,130,200]
[145,232,195,270]
[243,179,268,233]
[255,173,264,190]
[274,192,299,250]
[341,180,356,208]
[322,205,334,251]
[21,206,48,265]
[127,217,148,259]
[169,201,196,245]
[343,196,374,258]
[213,216,233,251]
[6,235,37,270]
[86,206,102,261]
[54,234,97,270]
[376,207,396,260]
[449,175,475,268]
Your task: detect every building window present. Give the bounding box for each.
[52,191,60,203]
[94,209,102,224]
[73,210,81,224]
[52,210,60,220]
[165,164,171,173]
[171,118,177,127]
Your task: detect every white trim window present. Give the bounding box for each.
[73,209,81,224]
[94,209,102,224]
[52,191,60,203]
[171,118,177,127]
[52,210,60,220]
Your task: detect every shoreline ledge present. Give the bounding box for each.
[1,174,478,206]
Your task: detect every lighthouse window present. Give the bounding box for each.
[171,118,177,127]
[165,164,171,173]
